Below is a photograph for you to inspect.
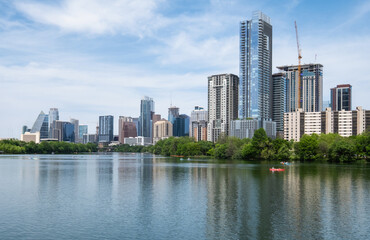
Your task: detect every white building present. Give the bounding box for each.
[207,74,239,142]
[284,107,369,141]
[21,132,40,143]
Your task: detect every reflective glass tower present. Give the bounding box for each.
[330,84,352,111]
[49,108,59,138]
[139,96,154,138]
[30,111,49,139]
[239,11,272,120]
[98,115,114,143]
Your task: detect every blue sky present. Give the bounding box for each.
[1,0,370,138]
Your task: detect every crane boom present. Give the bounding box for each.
[295,21,302,109]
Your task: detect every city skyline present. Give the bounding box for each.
[1,0,370,138]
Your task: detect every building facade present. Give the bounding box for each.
[190,106,208,141]
[284,107,369,141]
[70,119,79,143]
[272,73,287,134]
[30,111,49,139]
[330,84,352,111]
[99,115,114,143]
[48,108,59,138]
[139,96,154,139]
[207,74,239,142]
[277,64,323,113]
[153,119,173,144]
[118,116,137,144]
[79,125,88,140]
[51,120,75,142]
[173,114,190,137]
[239,11,273,120]
[230,119,276,139]
[124,136,152,146]
[168,106,179,124]
[21,132,40,143]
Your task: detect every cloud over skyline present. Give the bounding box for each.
[1,0,369,138]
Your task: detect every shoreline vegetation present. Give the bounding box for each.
[1,129,369,163]
[116,129,369,163]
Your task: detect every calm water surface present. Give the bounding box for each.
[0,153,369,239]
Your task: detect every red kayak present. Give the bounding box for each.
[269,168,285,172]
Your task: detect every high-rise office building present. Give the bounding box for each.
[173,114,190,137]
[239,11,272,120]
[207,74,239,142]
[190,106,208,141]
[99,115,114,143]
[30,111,49,139]
[272,73,287,133]
[277,64,323,113]
[118,116,137,144]
[168,106,179,124]
[330,84,352,111]
[48,108,59,138]
[70,118,79,143]
[51,120,75,142]
[79,125,88,140]
[153,119,173,144]
[139,96,154,139]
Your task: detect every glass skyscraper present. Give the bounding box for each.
[98,115,114,143]
[49,108,59,138]
[139,96,154,138]
[30,111,49,139]
[239,11,272,120]
[330,84,352,111]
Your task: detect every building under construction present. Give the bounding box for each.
[277,63,323,113]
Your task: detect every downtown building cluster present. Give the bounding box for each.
[21,11,369,145]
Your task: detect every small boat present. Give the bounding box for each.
[270,168,285,172]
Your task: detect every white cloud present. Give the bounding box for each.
[15,0,166,36]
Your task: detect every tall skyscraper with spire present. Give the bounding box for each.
[239,11,272,121]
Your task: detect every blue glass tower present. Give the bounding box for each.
[98,115,114,143]
[239,11,272,121]
[139,96,154,138]
[31,111,49,139]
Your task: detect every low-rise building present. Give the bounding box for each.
[21,132,40,143]
[230,119,276,139]
[284,106,369,141]
[124,136,152,146]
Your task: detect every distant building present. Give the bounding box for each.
[190,106,208,141]
[230,119,276,139]
[30,111,49,139]
[48,108,59,138]
[22,125,28,134]
[124,136,152,146]
[272,73,287,134]
[277,64,323,113]
[83,134,97,144]
[173,114,190,137]
[51,120,75,142]
[139,96,154,139]
[153,119,173,144]
[132,117,140,136]
[70,118,79,143]
[99,115,114,143]
[207,73,239,142]
[330,84,352,111]
[168,106,179,124]
[21,132,40,143]
[79,125,88,140]
[118,116,137,144]
[284,107,369,141]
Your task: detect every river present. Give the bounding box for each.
[0,153,369,239]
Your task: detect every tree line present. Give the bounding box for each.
[129,129,369,163]
[0,139,98,154]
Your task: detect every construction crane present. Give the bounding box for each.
[295,21,302,109]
